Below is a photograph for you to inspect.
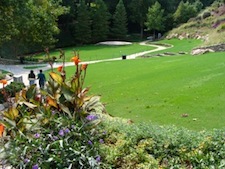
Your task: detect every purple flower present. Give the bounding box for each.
[96,156,101,163]
[99,139,104,144]
[88,140,93,145]
[32,164,39,169]
[64,128,70,133]
[86,114,98,121]
[34,133,40,138]
[24,158,30,164]
[59,129,64,136]
[51,110,56,115]
[71,125,75,129]
[53,136,59,141]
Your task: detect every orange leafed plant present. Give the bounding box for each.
[0,124,4,137]
[81,64,88,70]
[57,65,63,72]
[0,79,7,85]
[71,56,81,65]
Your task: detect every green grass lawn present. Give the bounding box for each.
[148,38,203,54]
[54,39,225,131]
[75,52,225,131]
[23,65,46,69]
[35,43,155,62]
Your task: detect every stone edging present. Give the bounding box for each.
[191,43,225,55]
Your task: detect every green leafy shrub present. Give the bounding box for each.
[23,57,39,62]
[99,119,225,168]
[0,82,25,103]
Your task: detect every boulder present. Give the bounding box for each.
[191,48,214,55]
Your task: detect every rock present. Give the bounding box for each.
[191,43,225,55]
[181,113,189,117]
[191,48,214,55]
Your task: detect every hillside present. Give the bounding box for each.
[166,1,225,47]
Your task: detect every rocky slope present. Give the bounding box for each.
[166,1,225,49]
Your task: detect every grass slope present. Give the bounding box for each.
[149,39,202,54]
[35,43,155,62]
[84,53,225,131]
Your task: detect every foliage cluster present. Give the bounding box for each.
[0,0,68,46]
[100,119,225,168]
[145,1,165,38]
[0,82,25,103]
[0,53,105,168]
[173,0,203,25]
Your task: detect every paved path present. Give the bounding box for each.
[0,41,169,87]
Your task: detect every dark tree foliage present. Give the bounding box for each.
[91,0,110,43]
[111,0,128,40]
[74,0,92,44]
[128,0,153,38]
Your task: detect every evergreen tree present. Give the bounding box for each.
[74,0,92,44]
[173,1,197,25]
[111,0,128,40]
[145,1,165,39]
[91,0,110,43]
[129,0,153,38]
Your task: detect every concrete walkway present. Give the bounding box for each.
[0,41,169,87]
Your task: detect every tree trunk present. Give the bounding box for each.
[140,25,143,39]
[153,30,156,40]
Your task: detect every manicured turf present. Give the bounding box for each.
[47,39,225,131]
[81,52,225,131]
[148,38,203,54]
[35,43,155,62]
[44,40,225,130]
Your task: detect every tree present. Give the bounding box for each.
[173,1,197,25]
[0,0,68,47]
[145,1,165,39]
[129,0,153,38]
[0,1,17,44]
[91,0,110,43]
[111,0,128,40]
[74,0,92,44]
[193,0,203,12]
